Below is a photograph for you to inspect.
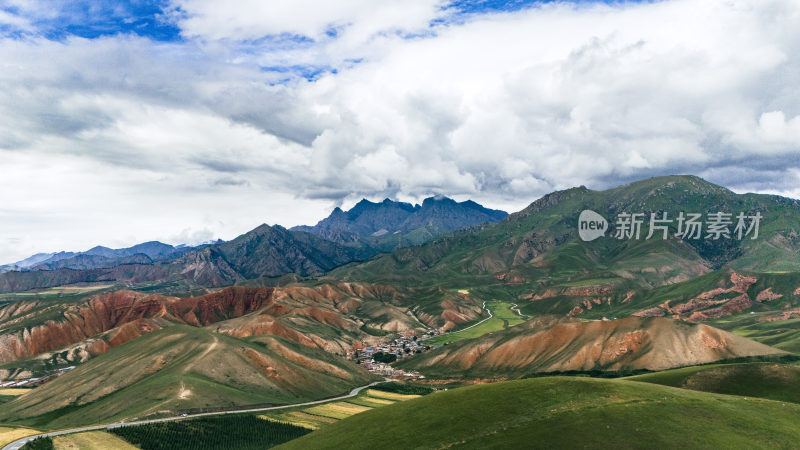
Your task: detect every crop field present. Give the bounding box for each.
[303,402,371,420]
[52,431,138,449]
[260,386,425,430]
[0,388,32,396]
[1,284,114,300]
[0,427,40,447]
[363,389,421,401]
[426,299,527,345]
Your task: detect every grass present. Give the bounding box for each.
[629,362,800,403]
[710,314,800,353]
[279,376,800,449]
[52,431,138,450]
[425,300,527,345]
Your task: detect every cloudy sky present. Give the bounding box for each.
[0,0,799,263]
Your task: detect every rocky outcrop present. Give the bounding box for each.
[632,307,665,317]
[755,288,783,303]
[687,295,753,322]
[645,272,764,322]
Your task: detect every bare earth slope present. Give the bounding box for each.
[398,317,784,378]
[0,284,483,372]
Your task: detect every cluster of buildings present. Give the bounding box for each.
[345,331,438,379]
[346,333,430,361]
[360,360,425,379]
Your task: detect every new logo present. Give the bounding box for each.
[578,210,608,242]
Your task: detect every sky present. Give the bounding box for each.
[0,0,799,263]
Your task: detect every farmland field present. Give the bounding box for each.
[425,299,527,345]
[260,385,426,430]
[52,431,138,449]
[0,427,40,448]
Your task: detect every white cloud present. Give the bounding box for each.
[1,0,800,262]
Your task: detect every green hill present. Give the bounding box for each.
[0,326,376,429]
[629,361,800,403]
[329,176,800,344]
[334,175,800,286]
[278,377,800,449]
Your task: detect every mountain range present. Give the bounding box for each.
[292,196,508,250]
[2,175,800,434]
[0,241,222,273]
[0,196,508,294]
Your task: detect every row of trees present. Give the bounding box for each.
[109,415,310,450]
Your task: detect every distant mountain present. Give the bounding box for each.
[0,251,77,273]
[1,241,218,274]
[0,225,375,293]
[293,196,508,250]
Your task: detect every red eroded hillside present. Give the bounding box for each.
[0,282,482,366]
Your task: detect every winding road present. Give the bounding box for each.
[2,380,387,450]
[450,300,493,333]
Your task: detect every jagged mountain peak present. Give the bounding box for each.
[293,195,508,249]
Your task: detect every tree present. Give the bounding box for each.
[373,352,397,363]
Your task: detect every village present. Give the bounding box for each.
[346,328,448,378]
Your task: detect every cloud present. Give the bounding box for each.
[1,0,800,262]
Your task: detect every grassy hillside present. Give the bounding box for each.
[0,326,376,429]
[279,377,800,449]
[330,176,800,338]
[629,362,800,403]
